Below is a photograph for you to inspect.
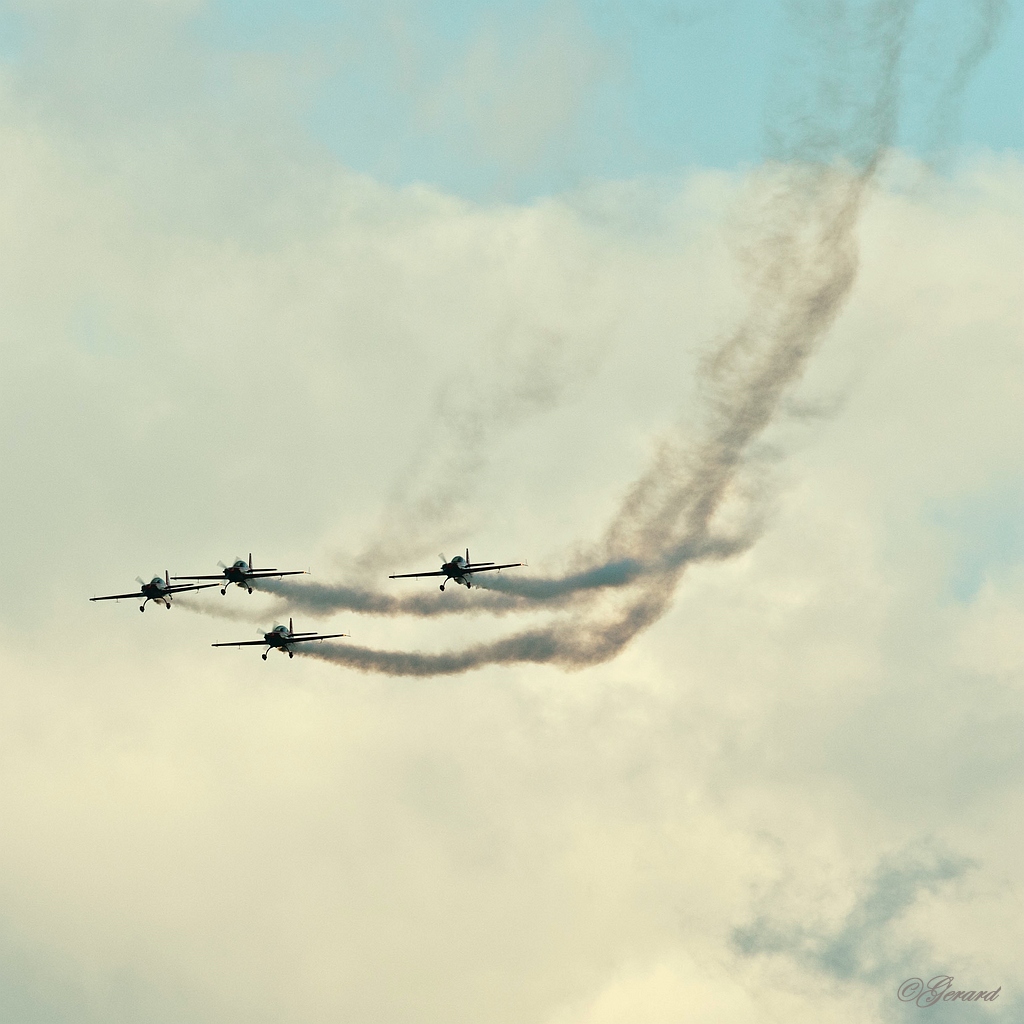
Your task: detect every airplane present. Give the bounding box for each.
[389,549,523,592]
[211,618,349,660]
[90,571,219,612]
[172,554,306,595]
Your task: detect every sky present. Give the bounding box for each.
[0,1,1022,1022]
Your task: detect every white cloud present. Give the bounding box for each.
[545,951,771,1024]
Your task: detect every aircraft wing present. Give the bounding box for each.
[246,570,307,579]
[166,583,221,594]
[464,562,523,573]
[389,570,446,579]
[211,640,268,648]
[286,633,350,643]
[171,574,225,581]
[90,590,144,602]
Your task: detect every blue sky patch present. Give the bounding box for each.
[185,0,1023,200]
[931,480,1024,601]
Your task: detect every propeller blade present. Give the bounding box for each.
[217,560,227,569]
[136,576,145,585]
[439,553,447,565]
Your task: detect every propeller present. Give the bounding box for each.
[136,576,145,585]
[439,553,448,565]
[217,560,227,570]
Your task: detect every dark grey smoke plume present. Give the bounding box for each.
[266,0,1002,676]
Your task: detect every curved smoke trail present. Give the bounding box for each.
[298,163,874,674]
[257,0,1002,675]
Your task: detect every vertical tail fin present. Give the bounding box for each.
[289,616,293,635]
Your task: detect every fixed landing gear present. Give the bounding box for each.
[246,587,253,594]
[220,588,227,595]
[261,653,268,660]
[288,652,293,659]
[139,605,146,613]
[165,602,171,610]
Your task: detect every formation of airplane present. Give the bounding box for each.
[91,546,524,660]
[389,550,523,591]
[89,571,219,612]
[212,618,349,660]
[172,554,306,595]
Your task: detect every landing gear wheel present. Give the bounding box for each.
[247,588,252,594]
[221,588,227,596]
[139,605,145,613]
[261,653,268,660]
[439,584,445,591]
[165,603,171,610]
[288,652,293,659]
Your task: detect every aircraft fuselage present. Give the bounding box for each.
[224,562,251,585]
[261,626,302,658]
[442,557,472,587]
[141,579,172,606]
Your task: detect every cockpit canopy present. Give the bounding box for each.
[234,560,248,569]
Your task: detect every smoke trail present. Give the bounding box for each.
[260,532,750,616]
[276,158,872,630]
[282,0,1002,675]
[303,575,680,676]
[300,166,875,673]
